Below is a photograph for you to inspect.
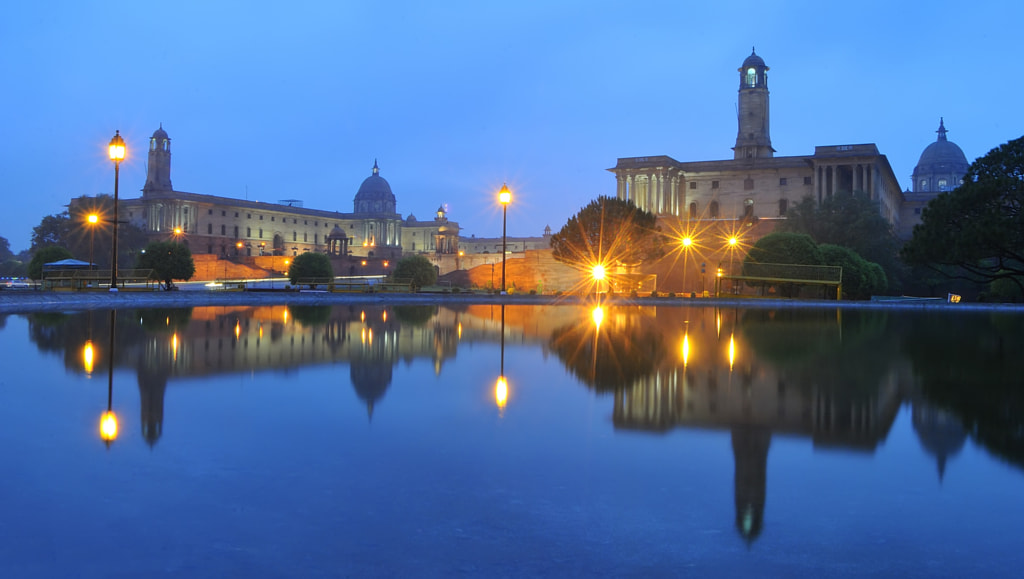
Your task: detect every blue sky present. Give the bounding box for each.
[2,0,1021,252]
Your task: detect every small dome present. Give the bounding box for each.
[152,124,169,141]
[353,160,396,214]
[327,224,347,239]
[407,214,417,222]
[742,48,766,69]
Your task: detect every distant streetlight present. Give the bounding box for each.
[86,213,99,270]
[107,131,125,291]
[592,264,606,297]
[173,226,183,241]
[498,183,511,294]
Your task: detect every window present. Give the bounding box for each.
[259,228,263,238]
[710,201,720,218]
[246,227,251,237]
[914,208,922,215]
[303,233,307,242]
[803,176,812,185]
[208,224,213,234]
[221,224,226,235]
[745,67,756,87]
[779,199,789,216]
[208,209,213,215]
[221,210,226,216]
[938,178,948,191]
[743,198,754,218]
[314,234,318,245]
[235,212,239,218]
[689,202,697,219]
[689,182,697,190]
[744,178,754,190]
[712,181,719,189]
[315,221,318,227]
[271,216,275,222]
[293,219,297,224]
[293,232,297,241]
[234,226,238,237]
[247,213,251,219]
[779,177,787,186]
[920,179,928,190]
[259,215,264,220]
[304,220,308,225]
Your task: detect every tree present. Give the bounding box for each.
[550,196,664,269]
[0,236,13,261]
[137,241,196,289]
[819,244,885,300]
[902,135,1024,295]
[27,246,73,280]
[391,255,436,290]
[288,252,333,287]
[31,213,71,251]
[745,232,824,266]
[778,191,902,292]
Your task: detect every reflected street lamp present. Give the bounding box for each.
[498,183,511,294]
[108,131,125,292]
[100,309,118,447]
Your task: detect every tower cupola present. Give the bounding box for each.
[143,124,173,194]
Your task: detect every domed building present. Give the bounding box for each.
[112,127,459,264]
[899,119,971,239]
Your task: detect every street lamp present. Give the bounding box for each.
[498,183,511,294]
[107,131,125,291]
[86,213,99,270]
[592,263,606,298]
[681,236,693,296]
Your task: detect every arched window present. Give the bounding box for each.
[920,179,928,190]
[744,198,754,219]
[710,201,720,218]
[938,178,948,191]
[745,67,756,87]
[689,202,697,219]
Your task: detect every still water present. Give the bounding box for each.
[0,303,1021,577]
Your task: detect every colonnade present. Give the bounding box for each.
[616,172,683,216]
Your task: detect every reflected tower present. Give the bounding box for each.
[732,426,771,544]
[138,366,168,446]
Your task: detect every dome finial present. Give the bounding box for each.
[751,46,756,55]
[937,118,947,142]
[372,159,379,175]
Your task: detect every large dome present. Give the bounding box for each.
[912,119,969,193]
[353,160,397,214]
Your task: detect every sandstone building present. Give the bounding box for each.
[609,50,906,233]
[122,126,459,260]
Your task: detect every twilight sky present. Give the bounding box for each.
[2,0,1022,252]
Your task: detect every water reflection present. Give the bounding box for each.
[18,303,1024,545]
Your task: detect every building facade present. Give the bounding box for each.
[609,50,906,231]
[122,127,459,260]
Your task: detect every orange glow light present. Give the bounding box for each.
[83,341,95,374]
[100,410,118,443]
[498,183,511,205]
[495,376,508,410]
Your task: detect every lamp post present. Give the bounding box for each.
[681,236,693,296]
[498,183,511,294]
[107,131,125,292]
[86,213,99,270]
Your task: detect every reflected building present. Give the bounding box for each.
[912,402,967,482]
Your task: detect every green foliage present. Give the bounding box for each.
[27,246,73,280]
[0,236,12,261]
[550,196,664,267]
[289,305,332,327]
[391,255,437,289]
[819,244,885,300]
[31,213,71,251]
[746,232,824,266]
[779,191,901,292]
[138,241,196,289]
[0,259,27,277]
[287,253,333,287]
[989,276,1024,302]
[392,305,436,326]
[902,135,1024,297]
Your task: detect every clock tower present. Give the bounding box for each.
[733,48,775,160]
